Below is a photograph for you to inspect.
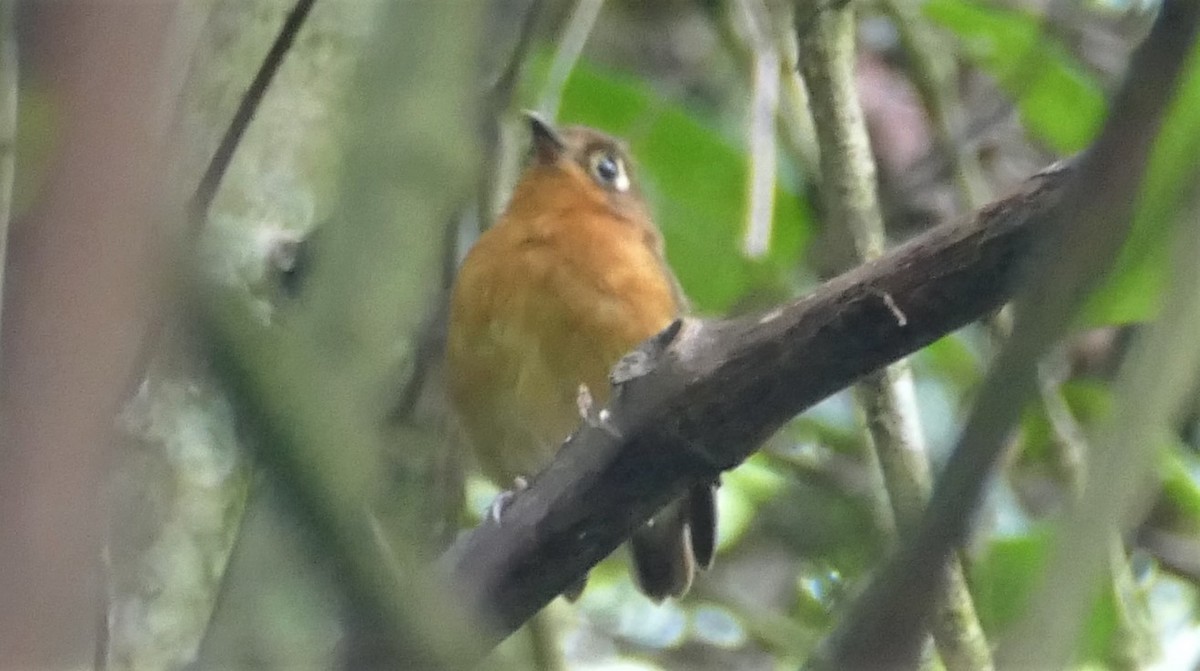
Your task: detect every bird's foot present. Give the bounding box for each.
[488,475,529,524]
[576,383,597,422]
[576,384,622,438]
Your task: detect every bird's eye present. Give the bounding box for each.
[593,154,618,182]
[588,150,629,192]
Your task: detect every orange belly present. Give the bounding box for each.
[446,207,679,485]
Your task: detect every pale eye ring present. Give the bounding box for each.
[588,150,629,192]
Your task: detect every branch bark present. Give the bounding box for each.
[443,156,1071,651]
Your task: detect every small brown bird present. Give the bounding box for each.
[446,114,716,600]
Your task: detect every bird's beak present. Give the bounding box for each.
[524,110,565,164]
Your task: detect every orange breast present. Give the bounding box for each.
[446,198,679,485]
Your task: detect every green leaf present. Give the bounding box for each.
[1017,397,1056,466]
[533,58,812,313]
[915,330,984,390]
[924,0,1106,153]
[925,4,1200,325]
[716,454,789,550]
[1151,446,1200,536]
[972,530,1051,630]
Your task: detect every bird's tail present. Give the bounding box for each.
[630,482,718,601]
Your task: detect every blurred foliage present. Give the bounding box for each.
[1086,39,1200,326]
[1017,378,1110,471]
[924,0,1106,153]
[925,1,1200,327]
[970,529,1135,667]
[1157,448,1200,537]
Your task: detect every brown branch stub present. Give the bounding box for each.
[443,159,1072,652]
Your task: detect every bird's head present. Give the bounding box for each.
[510,112,652,226]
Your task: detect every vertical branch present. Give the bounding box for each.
[536,0,604,119]
[730,0,780,259]
[0,0,14,354]
[478,0,547,225]
[794,5,992,671]
[772,11,821,187]
[0,3,175,666]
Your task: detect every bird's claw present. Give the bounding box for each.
[576,384,622,438]
[576,383,596,422]
[488,475,529,524]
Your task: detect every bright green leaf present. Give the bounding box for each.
[1151,446,1200,536]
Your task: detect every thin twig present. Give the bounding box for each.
[479,0,546,224]
[730,0,780,259]
[188,0,317,228]
[536,0,604,119]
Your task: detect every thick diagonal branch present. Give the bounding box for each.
[443,159,1070,651]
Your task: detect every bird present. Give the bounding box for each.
[445,113,716,601]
